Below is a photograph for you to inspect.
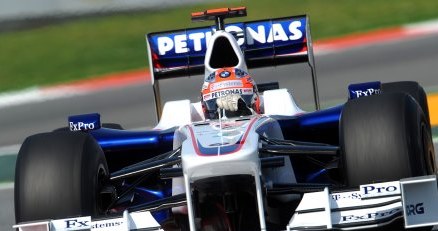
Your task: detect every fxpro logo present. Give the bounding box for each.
[69,121,96,131]
[156,20,304,55]
[362,184,397,195]
[63,218,124,230]
[360,181,400,199]
[65,219,90,229]
[351,88,381,98]
[341,208,401,222]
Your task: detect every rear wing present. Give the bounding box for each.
[146,15,319,120]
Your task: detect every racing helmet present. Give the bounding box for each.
[201,67,260,119]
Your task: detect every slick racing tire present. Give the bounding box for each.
[15,131,109,223]
[340,92,436,187]
[381,81,430,126]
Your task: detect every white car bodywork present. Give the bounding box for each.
[14,8,438,231]
[157,88,303,230]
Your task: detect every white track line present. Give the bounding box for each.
[0,144,20,157]
[0,86,85,109]
[404,19,438,34]
[0,182,14,190]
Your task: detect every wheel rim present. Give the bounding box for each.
[96,164,110,214]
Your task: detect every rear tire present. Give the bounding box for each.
[340,93,435,186]
[15,131,109,222]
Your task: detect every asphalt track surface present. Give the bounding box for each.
[1,33,438,230]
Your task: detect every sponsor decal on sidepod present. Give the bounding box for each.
[69,122,96,131]
[351,88,381,99]
[68,113,101,131]
[348,81,381,100]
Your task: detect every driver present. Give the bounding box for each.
[201,67,261,119]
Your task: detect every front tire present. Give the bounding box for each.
[15,131,109,222]
[381,81,430,124]
[340,93,435,186]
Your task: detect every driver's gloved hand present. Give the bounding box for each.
[216,94,241,111]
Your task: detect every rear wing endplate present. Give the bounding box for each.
[146,15,319,121]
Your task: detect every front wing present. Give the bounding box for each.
[288,175,438,230]
[14,175,438,231]
[14,210,163,231]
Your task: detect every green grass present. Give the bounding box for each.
[1,0,438,92]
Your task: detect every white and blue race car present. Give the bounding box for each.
[14,7,437,231]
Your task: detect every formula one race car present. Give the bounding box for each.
[14,7,438,231]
